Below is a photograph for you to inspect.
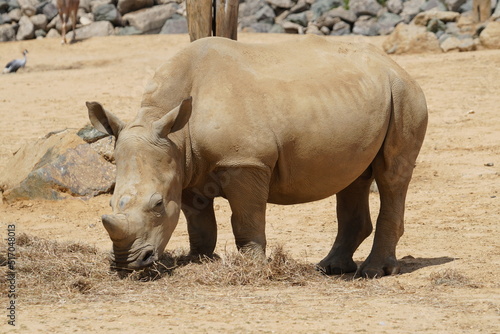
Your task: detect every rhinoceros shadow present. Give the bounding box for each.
[340,256,457,279]
[397,255,457,275]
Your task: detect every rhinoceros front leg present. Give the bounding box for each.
[318,168,374,275]
[182,191,217,257]
[219,168,270,257]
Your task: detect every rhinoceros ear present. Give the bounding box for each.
[153,97,192,138]
[86,101,125,137]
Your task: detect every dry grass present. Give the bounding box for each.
[4,233,480,307]
[429,269,479,288]
[177,245,321,287]
[1,233,333,304]
[8,233,118,300]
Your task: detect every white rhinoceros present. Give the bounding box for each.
[86,35,428,278]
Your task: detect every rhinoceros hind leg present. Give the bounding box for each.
[357,80,427,278]
[182,191,218,257]
[356,161,410,279]
[356,153,413,278]
[359,127,426,277]
[318,168,374,275]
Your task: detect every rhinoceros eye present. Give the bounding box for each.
[149,193,164,213]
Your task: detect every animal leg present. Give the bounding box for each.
[182,191,217,256]
[318,168,374,275]
[61,17,67,44]
[358,96,427,277]
[358,156,413,278]
[220,167,270,257]
[71,10,77,42]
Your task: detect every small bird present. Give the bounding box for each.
[3,49,28,74]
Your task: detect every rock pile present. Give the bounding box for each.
[0,0,187,42]
[0,126,115,202]
[0,0,499,49]
[239,0,500,52]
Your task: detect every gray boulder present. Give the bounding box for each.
[445,0,467,11]
[319,15,341,28]
[305,23,323,34]
[321,7,357,24]
[255,4,275,24]
[34,28,45,38]
[117,0,154,15]
[240,15,258,30]
[290,0,309,13]
[269,23,285,33]
[0,129,116,202]
[16,14,34,40]
[29,13,47,30]
[330,20,351,35]
[122,3,177,34]
[239,0,267,17]
[20,4,35,17]
[66,20,114,40]
[320,26,331,35]
[93,3,122,26]
[282,20,305,33]
[8,8,21,21]
[401,0,426,22]
[114,25,141,35]
[310,0,343,19]
[421,0,447,11]
[350,0,383,16]
[76,124,109,143]
[0,13,10,24]
[440,35,475,51]
[7,0,20,11]
[0,23,15,41]
[458,0,473,12]
[79,0,91,12]
[45,27,60,38]
[286,11,308,26]
[41,2,58,21]
[377,12,403,35]
[243,21,275,32]
[160,14,188,34]
[387,0,403,14]
[444,21,460,34]
[266,0,295,9]
[353,15,380,35]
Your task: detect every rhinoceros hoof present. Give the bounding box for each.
[317,259,357,275]
[357,258,400,278]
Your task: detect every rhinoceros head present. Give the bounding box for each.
[86,98,192,270]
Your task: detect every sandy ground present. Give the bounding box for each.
[0,33,499,333]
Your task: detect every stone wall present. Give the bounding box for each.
[0,0,499,51]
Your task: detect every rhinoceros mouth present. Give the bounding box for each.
[109,244,156,269]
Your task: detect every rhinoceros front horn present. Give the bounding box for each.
[102,214,128,241]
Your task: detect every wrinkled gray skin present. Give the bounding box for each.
[86,36,428,278]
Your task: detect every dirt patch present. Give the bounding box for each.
[0,34,499,333]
